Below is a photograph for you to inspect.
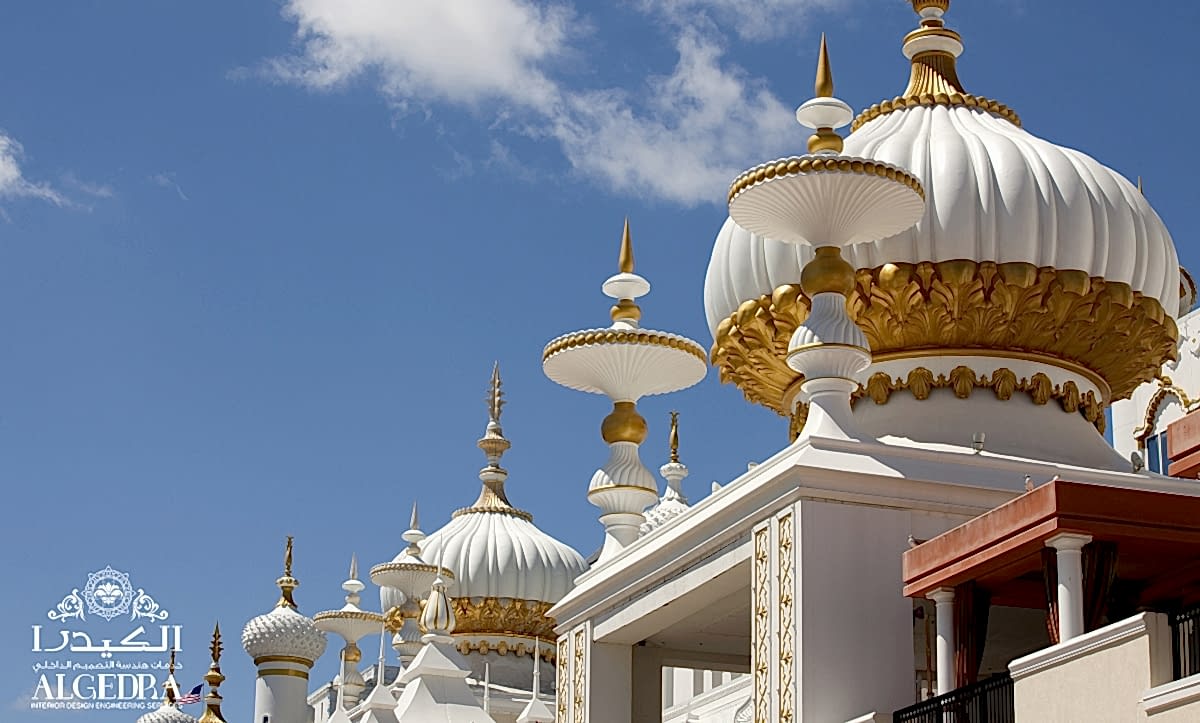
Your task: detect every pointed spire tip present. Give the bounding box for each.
[815,33,834,98]
[618,217,635,274]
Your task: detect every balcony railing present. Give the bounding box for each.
[893,673,1014,723]
[1170,603,1200,680]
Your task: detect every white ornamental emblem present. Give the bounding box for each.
[81,566,135,621]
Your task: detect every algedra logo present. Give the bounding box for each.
[30,566,183,712]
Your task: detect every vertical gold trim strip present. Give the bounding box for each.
[752,524,771,723]
[777,511,796,723]
[572,627,586,723]
[556,636,569,723]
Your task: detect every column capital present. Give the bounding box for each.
[1045,532,1093,552]
[928,587,956,604]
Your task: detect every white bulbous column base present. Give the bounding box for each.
[589,441,658,564]
[597,512,647,562]
[796,377,864,441]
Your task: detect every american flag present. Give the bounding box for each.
[177,684,203,705]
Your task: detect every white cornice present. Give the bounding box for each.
[1009,612,1161,681]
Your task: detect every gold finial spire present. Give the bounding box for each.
[618,217,634,274]
[164,650,178,704]
[276,535,299,609]
[1138,176,1145,195]
[669,411,680,464]
[807,35,845,154]
[610,218,643,323]
[488,361,505,424]
[815,33,833,98]
[198,623,226,723]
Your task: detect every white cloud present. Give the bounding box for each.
[150,171,189,201]
[0,131,66,206]
[637,0,847,40]
[266,0,821,205]
[550,31,797,205]
[268,0,572,111]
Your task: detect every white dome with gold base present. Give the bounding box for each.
[705,0,1181,468]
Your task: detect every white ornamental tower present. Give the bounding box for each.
[314,555,385,709]
[242,536,328,723]
[640,411,691,534]
[370,503,445,673]
[726,35,924,441]
[544,220,707,563]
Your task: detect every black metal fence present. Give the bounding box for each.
[893,673,1014,723]
[1170,604,1200,680]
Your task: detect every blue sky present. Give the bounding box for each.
[1,1,1197,720]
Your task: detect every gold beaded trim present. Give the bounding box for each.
[543,328,707,364]
[851,92,1020,133]
[728,156,924,205]
[369,561,454,579]
[312,610,384,623]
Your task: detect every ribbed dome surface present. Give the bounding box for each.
[704,104,1179,336]
[241,605,328,664]
[420,511,587,603]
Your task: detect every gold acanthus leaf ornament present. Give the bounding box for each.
[449,597,557,640]
[711,260,1178,423]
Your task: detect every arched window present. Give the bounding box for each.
[1139,390,1185,473]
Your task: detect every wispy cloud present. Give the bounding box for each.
[62,172,116,200]
[150,171,189,201]
[262,0,836,205]
[0,131,66,206]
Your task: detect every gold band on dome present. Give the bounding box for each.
[257,668,309,680]
[454,635,558,661]
[542,329,707,364]
[253,654,314,667]
[711,261,1178,420]
[452,503,534,521]
[727,156,924,205]
[851,92,1021,133]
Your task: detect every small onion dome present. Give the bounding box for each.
[241,536,327,666]
[420,364,587,609]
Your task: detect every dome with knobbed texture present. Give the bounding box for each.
[241,605,328,665]
[136,703,197,723]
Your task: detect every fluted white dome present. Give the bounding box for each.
[421,508,587,603]
[705,104,1179,336]
[241,605,328,665]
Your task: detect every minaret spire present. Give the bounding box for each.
[815,33,833,98]
[197,623,227,723]
[276,535,299,609]
[669,411,680,464]
[618,217,635,274]
[456,362,535,520]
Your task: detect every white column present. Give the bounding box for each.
[929,588,956,696]
[1046,532,1092,642]
[252,658,311,723]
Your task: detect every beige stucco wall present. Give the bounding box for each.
[1011,613,1171,723]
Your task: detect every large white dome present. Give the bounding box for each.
[421,506,587,603]
[704,105,1179,335]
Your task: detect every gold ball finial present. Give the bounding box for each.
[601,401,648,444]
[815,33,833,98]
[912,0,951,14]
[800,247,855,297]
